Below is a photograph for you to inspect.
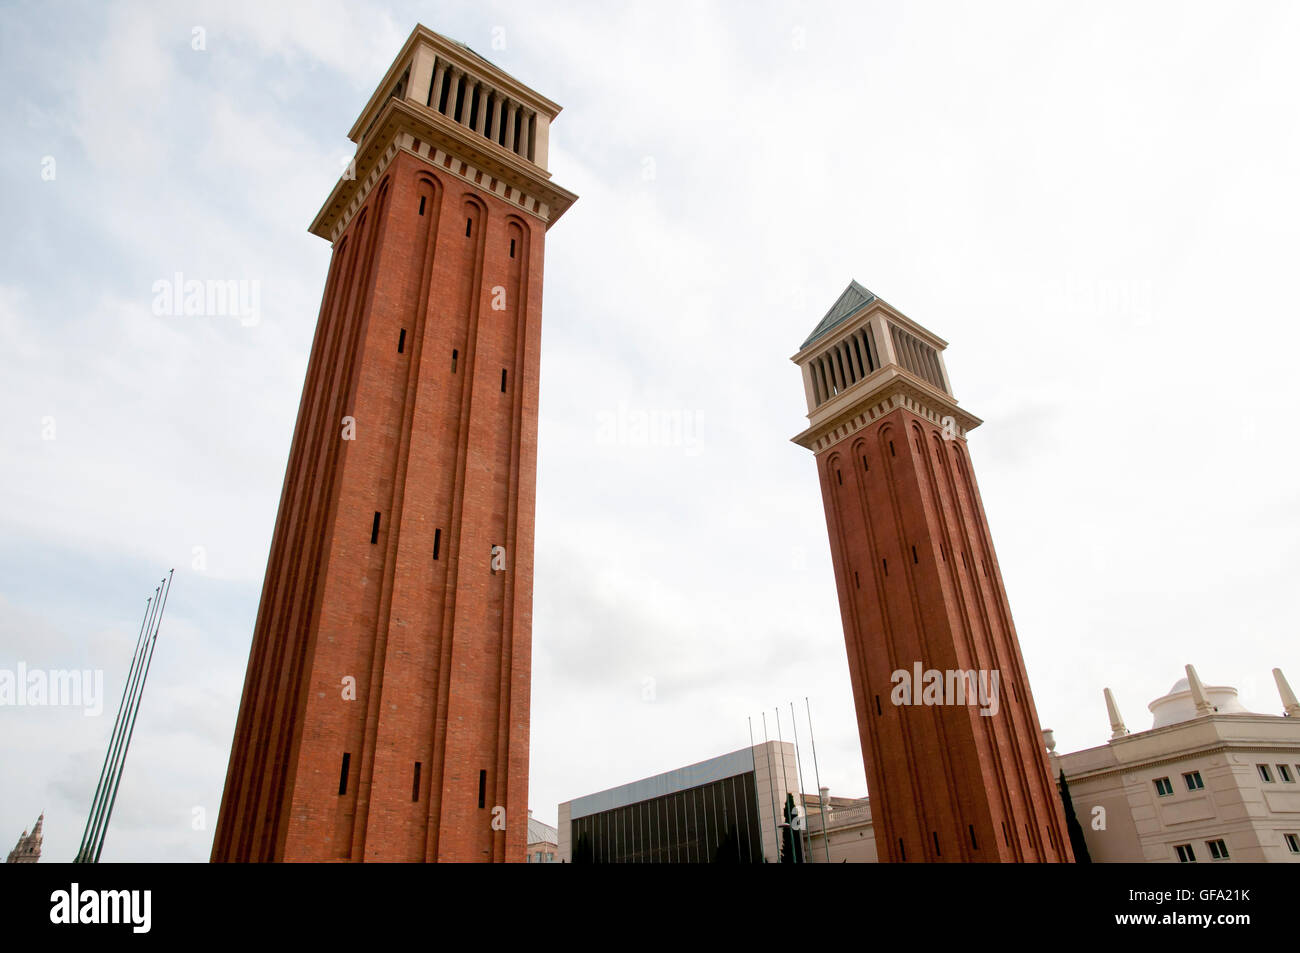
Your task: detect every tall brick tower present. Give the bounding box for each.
[791,282,1071,862]
[212,25,576,862]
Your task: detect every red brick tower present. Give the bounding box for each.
[212,25,576,862]
[792,283,1071,862]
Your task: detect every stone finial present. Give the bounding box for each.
[1042,728,1057,753]
[1185,664,1213,716]
[1274,668,1300,717]
[1104,687,1129,739]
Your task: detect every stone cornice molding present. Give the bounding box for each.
[1062,738,1300,786]
[792,368,982,453]
[311,98,577,241]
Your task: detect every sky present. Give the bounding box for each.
[2,0,1298,862]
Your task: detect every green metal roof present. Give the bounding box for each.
[800,280,877,350]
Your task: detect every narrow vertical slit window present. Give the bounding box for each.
[509,238,516,258]
[338,753,351,796]
[501,369,507,392]
[861,454,869,471]
[433,528,441,560]
[465,217,473,237]
[836,469,842,485]
[478,770,487,809]
[854,571,860,588]
[451,349,458,372]
[882,558,888,576]
[412,762,422,802]
[397,328,406,353]
[898,838,906,861]
[932,832,941,856]
[969,825,978,849]
[370,512,381,544]
[912,545,918,564]
[889,440,895,457]
[418,196,426,216]
[875,695,881,715]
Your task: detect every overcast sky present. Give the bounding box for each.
[2,0,1298,862]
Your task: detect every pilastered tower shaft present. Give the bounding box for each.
[791,283,1070,862]
[212,25,576,862]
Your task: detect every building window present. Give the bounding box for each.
[1183,771,1204,791]
[1259,764,1274,783]
[1279,764,1295,783]
[1174,843,1196,863]
[1153,777,1174,797]
[1285,833,1300,854]
[1207,839,1229,860]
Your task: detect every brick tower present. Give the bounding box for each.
[212,25,576,862]
[791,282,1071,862]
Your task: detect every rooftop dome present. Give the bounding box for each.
[1148,672,1252,729]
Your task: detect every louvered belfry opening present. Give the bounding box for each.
[424,52,539,162]
[799,281,953,410]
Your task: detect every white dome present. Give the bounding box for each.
[1149,675,1252,729]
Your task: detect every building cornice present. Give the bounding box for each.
[792,368,982,453]
[310,98,578,242]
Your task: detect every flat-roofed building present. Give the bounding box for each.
[557,742,800,863]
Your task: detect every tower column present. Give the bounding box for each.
[791,283,1073,863]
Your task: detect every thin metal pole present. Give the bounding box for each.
[773,707,797,861]
[84,583,161,861]
[747,717,764,863]
[760,712,780,862]
[75,594,152,862]
[789,701,813,863]
[96,569,172,862]
[806,697,832,863]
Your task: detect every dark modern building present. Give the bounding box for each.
[558,742,800,863]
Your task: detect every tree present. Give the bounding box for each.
[572,830,594,864]
[712,822,743,863]
[1058,769,1092,863]
[780,793,805,863]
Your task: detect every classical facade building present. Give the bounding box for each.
[802,789,877,863]
[6,814,43,863]
[211,25,575,862]
[1051,665,1300,863]
[791,282,1072,862]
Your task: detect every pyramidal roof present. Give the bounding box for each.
[800,280,877,350]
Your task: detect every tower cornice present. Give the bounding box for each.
[791,368,982,453]
[310,97,578,242]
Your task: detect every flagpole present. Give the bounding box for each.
[760,712,780,862]
[75,594,152,862]
[789,701,813,863]
[747,717,765,863]
[806,696,832,863]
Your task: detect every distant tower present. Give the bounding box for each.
[212,25,576,862]
[7,814,43,863]
[791,282,1071,862]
